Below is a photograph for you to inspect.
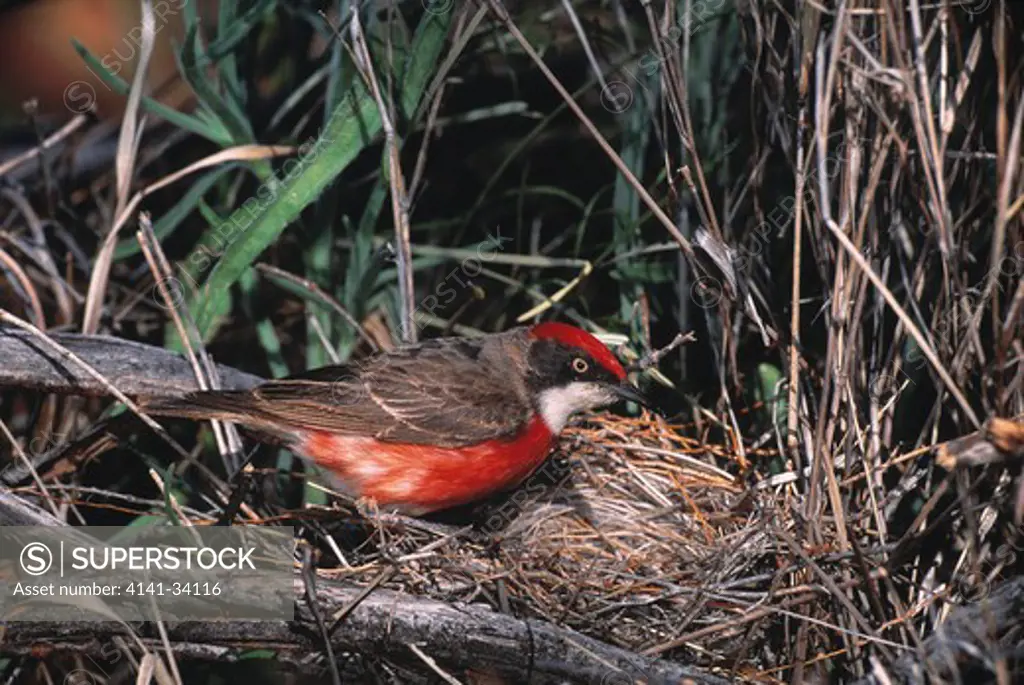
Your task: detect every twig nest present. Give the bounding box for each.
[333,414,773,660]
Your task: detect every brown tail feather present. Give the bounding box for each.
[142,391,275,426]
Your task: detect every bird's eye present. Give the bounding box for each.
[572,357,589,374]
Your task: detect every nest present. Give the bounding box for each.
[316,413,789,672]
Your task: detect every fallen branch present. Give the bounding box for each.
[0,492,726,684]
[1,579,730,684]
[0,327,262,398]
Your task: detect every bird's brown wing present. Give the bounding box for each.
[147,336,534,447]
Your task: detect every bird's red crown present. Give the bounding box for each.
[529,322,627,381]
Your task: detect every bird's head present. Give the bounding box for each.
[525,322,653,433]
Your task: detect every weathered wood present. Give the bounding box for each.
[0,327,263,398]
[0,492,726,684]
[0,580,729,684]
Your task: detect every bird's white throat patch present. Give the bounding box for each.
[537,382,614,434]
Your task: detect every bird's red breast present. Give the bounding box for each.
[300,414,556,515]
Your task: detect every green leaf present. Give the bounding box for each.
[754,362,786,431]
[205,0,278,62]
[240,268,289,378]
[611,260,676,284]
[70,39,232,146]
[184,9,451,344]
[176,22,254,144]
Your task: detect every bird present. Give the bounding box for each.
[145,322,652,515]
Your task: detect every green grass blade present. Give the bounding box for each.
[185,10,451,343]
[71,39,231,146]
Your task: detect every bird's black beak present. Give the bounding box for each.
[611,382,656,411]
